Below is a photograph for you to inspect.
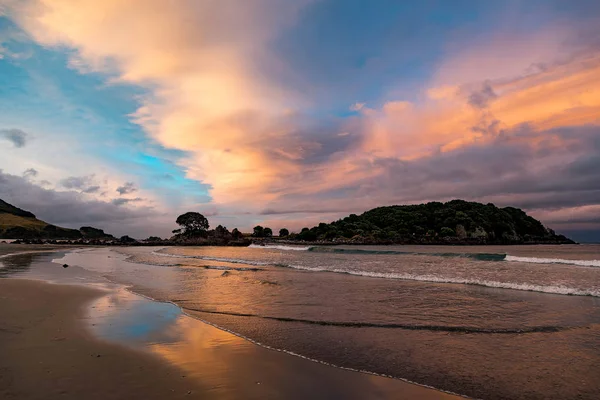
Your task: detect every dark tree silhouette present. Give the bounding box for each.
[231,228,243,239]
[253,225,264,237]
[176,212,209,233]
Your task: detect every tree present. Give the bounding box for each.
[119,235,137,243]
[176,212,209,234]
[253,225,264,237]
[440,227,455,237]
[279,228,289,237]
[298,227,317,241]
[214,225,230,238]
[231,228,243,239]
[264,227,273,237]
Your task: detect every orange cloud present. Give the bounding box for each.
[357,29,600,161]
[7,1,600,217]
[9,0,314,208]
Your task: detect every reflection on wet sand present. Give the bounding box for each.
[0,253,40,277]
[88,287,459,399]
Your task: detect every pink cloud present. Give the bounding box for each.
[6,2,600,233]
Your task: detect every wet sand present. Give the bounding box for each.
[0,253,460,399]
[0,243,76,257]
[0,279,206,399]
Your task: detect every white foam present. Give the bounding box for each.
[151,250,600,297]
[151,251,270,266]
[249,244,311,251]
[505,255,600,267]
[282,264,600,297]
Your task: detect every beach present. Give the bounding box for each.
[0,279,206,399]
[0,246,459,400]
[2,243,600,398]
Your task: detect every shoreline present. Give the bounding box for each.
[4,239,578,246]
[0,279,206,399]
[0,248,461,399]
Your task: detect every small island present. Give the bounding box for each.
[269,200,575,245]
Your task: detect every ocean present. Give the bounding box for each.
[3,244,600,399]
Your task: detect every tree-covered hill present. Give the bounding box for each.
[291,200,574,244]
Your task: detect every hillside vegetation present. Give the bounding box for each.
[0,199,112,240]
[291,200,574,244]
[0,199,36,218]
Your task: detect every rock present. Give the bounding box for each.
[221,271,230,277]
[455,224,467,239]
[470,226,488,239]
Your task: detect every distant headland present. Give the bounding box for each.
[0,198,575,245]
[271,200,575,245]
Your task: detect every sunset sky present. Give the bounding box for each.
[1,0,599,241]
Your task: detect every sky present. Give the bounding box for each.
[0,0,599,241]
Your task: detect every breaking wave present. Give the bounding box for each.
[309,247,507,261]
[150,249,600,296]
[505,255,600,267]
[152,250,271,267]
[249,244,312,251]
[279,264,600,297]
[250,245,599,267]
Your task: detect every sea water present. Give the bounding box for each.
[3,244,600,399]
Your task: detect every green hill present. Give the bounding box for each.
[0,199,112,240]
[0,199,36,218]
[292,200,575,244]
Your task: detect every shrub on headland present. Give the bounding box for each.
[252,225,274,238]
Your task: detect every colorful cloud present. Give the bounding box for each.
[0,1,599,240]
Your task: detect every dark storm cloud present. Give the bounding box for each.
[59,175,102,194]
[82,185,101,194]
[565,154,600,176]
[116,182,137,195]
[366,125,600,210]
[60,175,93,190]
[0,170,165,237]
[260,124,600,236]
[22,168,38,178]
[0,128,28,148]
[112,197,143,206]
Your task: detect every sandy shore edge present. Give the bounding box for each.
[0,278,206,399]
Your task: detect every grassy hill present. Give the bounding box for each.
[290,200,575,244]
[0,199,36,218]
[0,199,112,240]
